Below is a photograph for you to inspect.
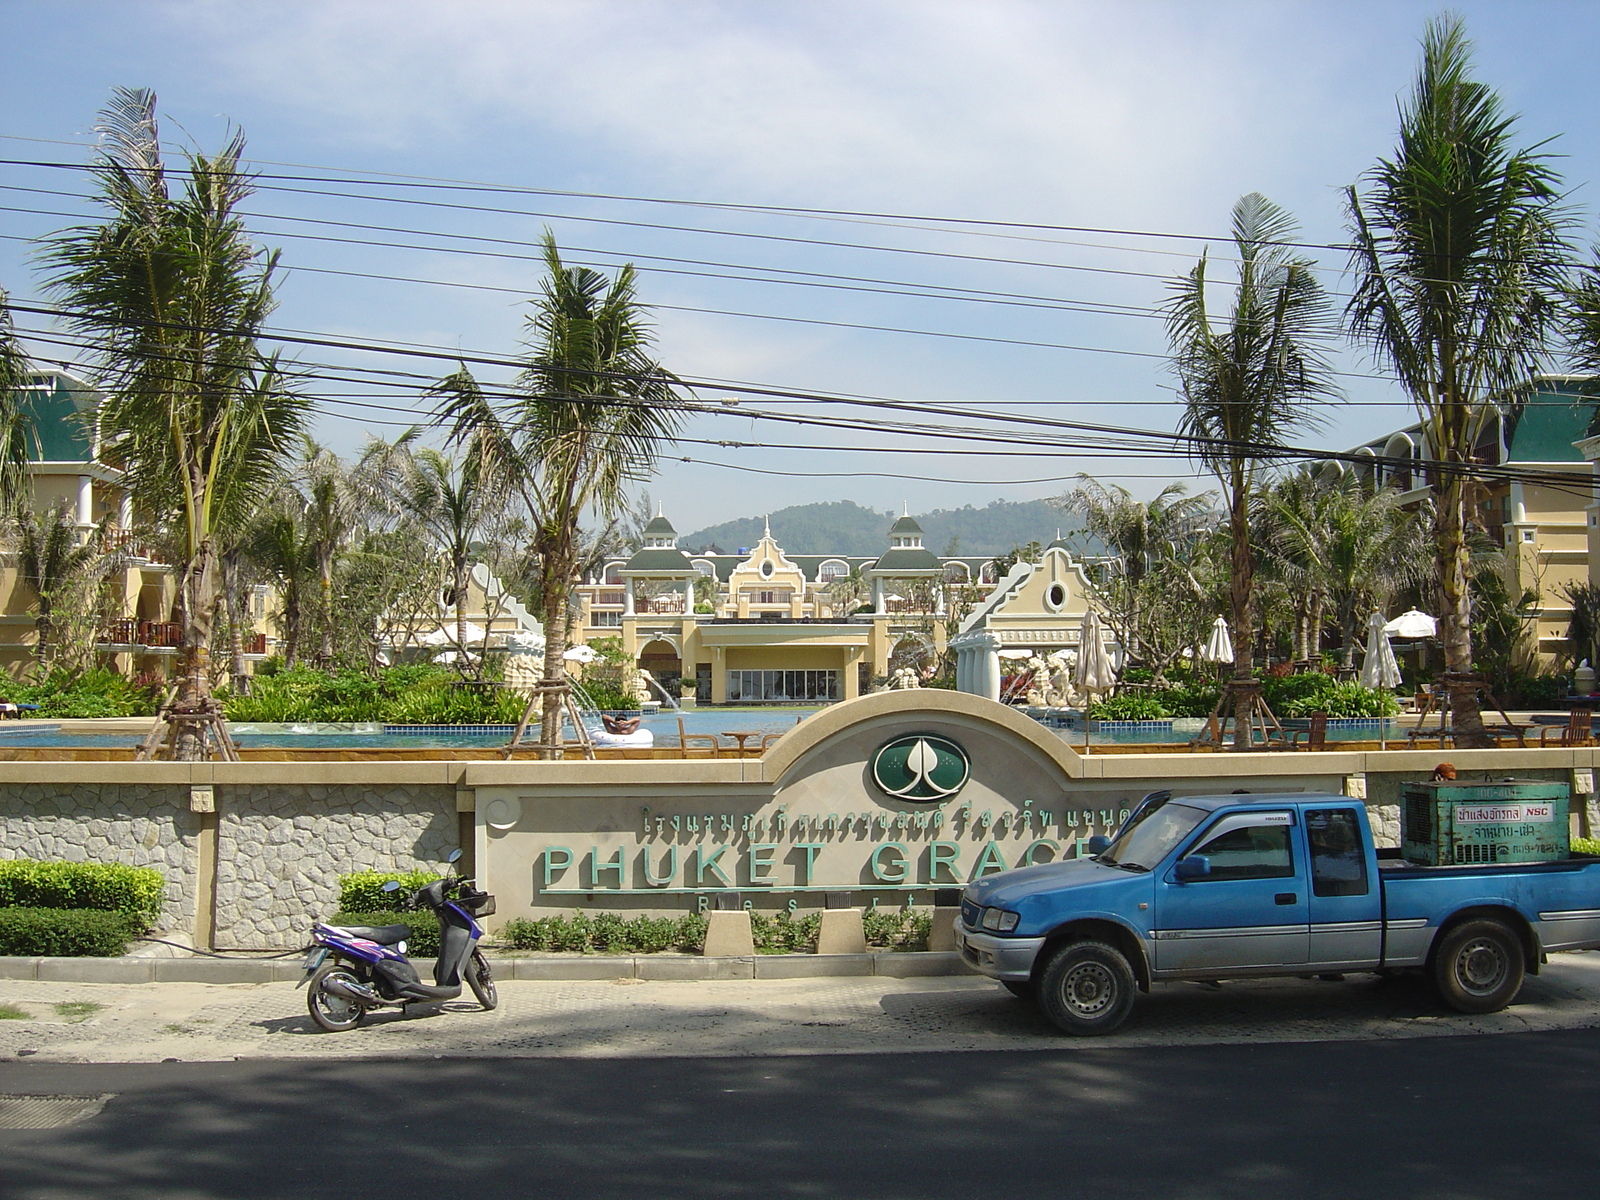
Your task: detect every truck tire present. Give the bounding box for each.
[1432,919,1525,1014]
[1037,941,1136,1036]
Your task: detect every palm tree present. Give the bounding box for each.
[0,283,36,511]
[1165,194,1338,747]
[15,500,104,672]
[42,89,309,757]
[387,437,505,671]
[1346,16,1575,746]
[242,496,314,668]
[1262,476,1430,668]
[432,233,687,753]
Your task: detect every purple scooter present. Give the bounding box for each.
[300,849,497,1032]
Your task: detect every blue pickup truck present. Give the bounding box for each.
[954,789,1600,1035]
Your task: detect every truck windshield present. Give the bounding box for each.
[1097,800,1208,871]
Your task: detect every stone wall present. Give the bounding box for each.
[0,783,200,933]
[214,783,457,948]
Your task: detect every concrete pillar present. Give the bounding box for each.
[76,475,94,526]
[118,490,133,530]
[872,576,884,615]
[623,584,636,616]
[817,908,867,955]
[973,632,1000,702]
[927,906,960,952]
[710,646,728,704]
[682,577,695,613]
[702,909,754,956]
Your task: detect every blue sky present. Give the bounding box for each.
[3,0,1597,531]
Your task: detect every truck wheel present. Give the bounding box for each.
[1038,941,1136,1036]
[1002,980,1036,1001]
[1432,919,1525,1014]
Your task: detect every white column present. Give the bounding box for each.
[975,632,1001,703]
[872,576,884,615]
[683,577,695,614]
[117,490,133,529]
[76,475,94,526]
[623,584,636,616]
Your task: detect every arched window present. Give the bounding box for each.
[819,559,850,582]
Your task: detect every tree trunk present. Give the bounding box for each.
[538,569,569,758]
[34,609,52,674]
[174,538,218,760]
[318,548,335,665]
[1438,461,1490,747]
[1229,484,1256,750]
[1309,592,1326,666]
[221,551,249,696]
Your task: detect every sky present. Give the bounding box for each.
[3,0,1599,531]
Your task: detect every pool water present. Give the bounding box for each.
[0,707,822,750]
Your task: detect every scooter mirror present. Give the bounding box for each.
[381,880,401,893]
[447,849,463,864]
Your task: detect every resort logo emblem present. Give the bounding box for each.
[870,734,970,801]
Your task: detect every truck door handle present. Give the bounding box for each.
[1275,893,1297,906]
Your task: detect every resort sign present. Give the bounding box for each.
[870,734,970,801]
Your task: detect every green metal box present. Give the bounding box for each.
[1401,779,1570,866]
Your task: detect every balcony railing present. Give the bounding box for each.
[99,619,184,648]
[641,596,686,614]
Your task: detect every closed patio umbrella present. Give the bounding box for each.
[1201,616,1233,665]
[1075,610,1116,695]
[1360,611,1403,690]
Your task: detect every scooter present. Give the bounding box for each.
[300,849,498,1032]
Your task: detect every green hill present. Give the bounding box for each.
[680,499,1088,557]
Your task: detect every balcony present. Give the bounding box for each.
[101,530,165,564]
[98,619,184,652]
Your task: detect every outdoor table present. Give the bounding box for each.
[722,731,763,754]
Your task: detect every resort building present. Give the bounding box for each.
[1340,375,1596,668]
[573,513,1115,704]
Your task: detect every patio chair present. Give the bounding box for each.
[1539,708,1596,748]
[1287,712,1329,751]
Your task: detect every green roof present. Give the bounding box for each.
[872,547,941,572]
[622,547,692,573]
[1506,379,1598,463]
[642,515,677,537]
[20,372,96,462]
[888,514,924,535]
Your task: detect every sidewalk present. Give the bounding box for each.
[5,952,1600,1063]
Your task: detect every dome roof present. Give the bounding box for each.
[642,515,677,536]
[888,514,924,535]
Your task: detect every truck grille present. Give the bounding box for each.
[961,899,982,930]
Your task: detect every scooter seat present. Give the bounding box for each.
[327,923,411,945]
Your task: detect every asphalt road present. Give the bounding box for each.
[3,1029,1598,1199]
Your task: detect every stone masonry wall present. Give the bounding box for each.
[214,783,457,948]
[0,783,200,933]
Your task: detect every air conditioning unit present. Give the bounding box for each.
[1401,779,1570,866]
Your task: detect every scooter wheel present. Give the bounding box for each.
[466,950,498,1011]
[307,963,368,1032]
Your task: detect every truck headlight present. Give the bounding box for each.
[981,907,1020,932]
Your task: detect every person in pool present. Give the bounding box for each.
[601,712,641,735]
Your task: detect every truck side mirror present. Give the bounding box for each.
[1085,835,1111,856]
[1174,856,1211,882]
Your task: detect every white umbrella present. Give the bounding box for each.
[1383,609,1436,639]
[1074,610,1116,695]
[562,644,598,663]
[1360,611,1403,690]
[1201,616,1234,664]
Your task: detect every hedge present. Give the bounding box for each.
[0,908,141,957]
[496,909,932,955]
[330,910,439,957]
[338,870,444,913]
[0,860,164,922]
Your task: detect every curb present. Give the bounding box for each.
[0,951,973,985]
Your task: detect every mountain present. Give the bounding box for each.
[679,499,1090,557]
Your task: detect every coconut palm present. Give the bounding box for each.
[42,88,309,757]
[241,494,314,667]
[1165,193,1338,747]
[14,500,104,671]
[0,284,36,512]
[1346,16,1575,746]
[431,233,687,753]
[1262,476,1430,668]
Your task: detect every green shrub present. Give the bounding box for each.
[223,664,526,725]
[338,870,444,913]
[7,668,160,719]
[1259,673,1399,719]
[577,680,639,711]
[498,912,707,954]
[1086,695,1168,721]
[0,860,164,921]
[328,910,440,957]
[862,909,933,951]
[750,911,821,953]
[1156,683,1221,718]
[0,908,140,956]
[1573,837,1600,856]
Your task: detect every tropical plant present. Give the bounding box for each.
[1165,193,1339,746]
[13,500,105,672]
[0,282,36,511]
[1260,476,1430,668]
[431,233,688,752]
[1562,581,1600,670]
[42,88,310,757]
[241,493,314,667]
[1345,16,1576,746]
